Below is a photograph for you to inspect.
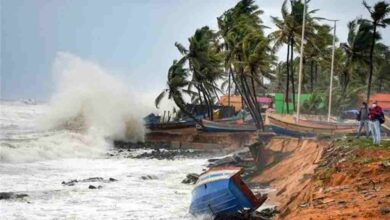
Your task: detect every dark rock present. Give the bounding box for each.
[114,141,171,150]
[0,192,13,200]
[182,173,199,184]
[134,149,178,160]
[62,179,78,186]
[88,185,97,189]
[0,192,28,200]
[141,175,158,180]
[62,177,116,186]
[83,177,104,182]
[15,194,28,199]
[257,207,279,218]
[380,207,390,215]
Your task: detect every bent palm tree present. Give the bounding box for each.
[362,1,390,102]
[175,26,224,120]
[155,60,201,124]
[218,0,270,130]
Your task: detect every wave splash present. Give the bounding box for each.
[42,52,146,142]
[1,52,147,163]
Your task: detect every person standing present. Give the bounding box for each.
[357,102,369,138]
[368,101,383,144]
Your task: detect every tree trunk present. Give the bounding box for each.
[285,38,291,114]
[290,37,296,111]
[213,87,220,103]
[251,71,264,130]
[197,88,203,105]
[201,87,213,121]
[366,23,376,103]
[310,60,314,92]
[230,66,263,130]
[315,62,318,86]
[240,75,262,129]
[228,70,231,106]
[173,96,202,126]
[278,64,282,91]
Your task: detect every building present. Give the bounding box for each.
[370,93,390,111]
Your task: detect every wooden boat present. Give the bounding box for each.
[189,167,267,217]
[268,115,357,137]
[146,120,195,130]
[299,118,357,129]
[198,119,257,132]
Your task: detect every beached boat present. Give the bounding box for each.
[198,119,257,132]
[146,120,195,130]
[189,167,267,217]
[268,114,357,137]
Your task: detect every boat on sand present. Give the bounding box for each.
[268,114,357,137]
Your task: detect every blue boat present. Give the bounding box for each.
[189,167,267,217]
[270,125,315,137]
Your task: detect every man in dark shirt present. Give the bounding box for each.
[356,102,369,138]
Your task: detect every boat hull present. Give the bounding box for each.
[146,121,195,130]
[199,119,257,132]
[270,125,315,137]
[268,115,356,137]
[189,168,266,217]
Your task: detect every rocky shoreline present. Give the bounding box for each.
[112,139,277,219]
[110,140,226,160]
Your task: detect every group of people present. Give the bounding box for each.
[356,101,385,144]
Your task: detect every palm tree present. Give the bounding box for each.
[340,19,381,92]
[155,60,201,124]
[218,0,270,130]
[362,1,390,102]
[375,44,390,92]
[175,26,224,120]
[270,0,320,112]
[303,24,333,92]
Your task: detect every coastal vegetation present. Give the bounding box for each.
[156,0,390,126]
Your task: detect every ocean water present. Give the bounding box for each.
[0,101,207,220]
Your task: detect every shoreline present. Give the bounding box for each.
[140,128,390,219]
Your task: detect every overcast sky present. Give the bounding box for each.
[1,0,389,101]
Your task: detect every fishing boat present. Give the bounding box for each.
[299,118,357,129]
[189,167,267,217]
[146,120,195,130]
[198,119,257,132]
[268,114,357,137]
